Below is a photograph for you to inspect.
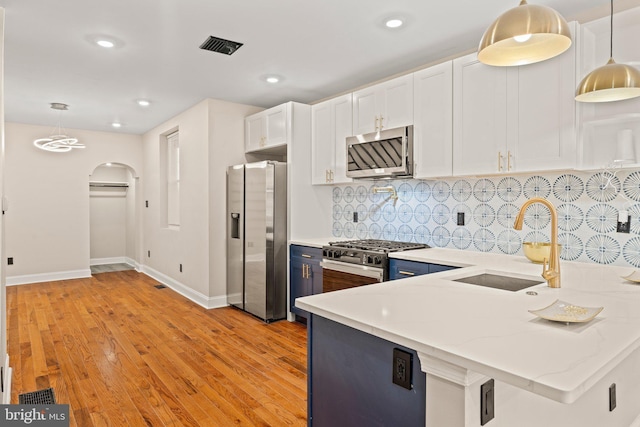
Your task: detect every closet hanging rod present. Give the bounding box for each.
[89,181,129,188]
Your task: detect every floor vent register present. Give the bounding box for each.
[18,387,57,404]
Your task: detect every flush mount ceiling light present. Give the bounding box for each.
[265,76,280,84]
[111,122,122,128]
[575,0,640,102]
[137,99,150,107]
[478,0,572,66]
[96,39,114,48]
[385,18,404,29]
[33,103,85,153]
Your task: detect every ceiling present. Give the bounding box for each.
[0,0,633,135]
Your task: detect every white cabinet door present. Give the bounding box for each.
[352,86,378,135]
[453,53,508,176]
[311,94,353,185]
[332,95,353,184]
[245,113,265,152]
[352,74,413,135]
[265,104,287,146]
[311,101,333,184]
[510,22,577,172]
[381,74,413,131]
[413,61,453,178]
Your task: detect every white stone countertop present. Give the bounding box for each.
[288,238,334,249]
[296,246,640,404]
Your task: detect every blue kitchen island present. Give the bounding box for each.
[297,248,640,427]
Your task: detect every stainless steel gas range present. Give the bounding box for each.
[320,239,429,292]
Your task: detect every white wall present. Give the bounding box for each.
[4,122,142,283]
[142,98,261,307]
[207,99,262,300]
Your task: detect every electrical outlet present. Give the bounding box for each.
[617,213,631,233]
[392,348,412,390]
[457,212,465,226]
[481,379,495,425]
[609,383,616,411]
[7,257,13,265]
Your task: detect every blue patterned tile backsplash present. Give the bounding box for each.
[331,170,640,268]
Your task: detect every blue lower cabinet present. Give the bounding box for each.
[308,315,426,426]
[389,258,458,280]
[290,245,323,319]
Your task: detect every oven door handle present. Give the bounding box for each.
[320,260,384,282]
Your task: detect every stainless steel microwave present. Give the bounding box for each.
[346,125,414,179]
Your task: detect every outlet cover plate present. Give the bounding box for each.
[392,348,412,390]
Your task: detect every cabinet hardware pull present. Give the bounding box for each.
[379,115,384,131]
[301,254,312,258]
[507,151,512,171]
[325,170,329,182]
[398,270,415,276]
[302,264,308,279]
[498,151,503,172]
[330,170,334,182]
[374,116,379,131]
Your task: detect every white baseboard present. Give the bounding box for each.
[6,269,92,286]
[90,256,128,266]
[141,265,227,310]
[124,257,142,272]
[3,354,11,404]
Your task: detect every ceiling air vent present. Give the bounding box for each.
[199,36,243,55]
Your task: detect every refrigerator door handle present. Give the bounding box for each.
[231,213,241,238]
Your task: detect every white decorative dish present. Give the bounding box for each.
[529,300,603,323]
[622,271,640,283]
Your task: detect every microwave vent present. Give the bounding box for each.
[199,36,243,55]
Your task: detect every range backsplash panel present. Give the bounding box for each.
[331,169,640,268]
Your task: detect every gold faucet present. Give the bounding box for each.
[513,197,560,288]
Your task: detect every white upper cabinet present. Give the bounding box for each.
[453,53,508,176]
[245,103,287,153]
[453,22,577,176]
[311,94,353,185]
[413,61,453,178]
[509,22,577,172]
[352,74,413,135]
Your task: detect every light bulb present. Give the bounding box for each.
[513,34,532,43]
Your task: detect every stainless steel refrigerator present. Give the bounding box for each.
[227,161,287,322]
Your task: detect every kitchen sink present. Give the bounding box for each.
[450,271,544,292]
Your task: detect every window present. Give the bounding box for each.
[167,132,180,226]
[160,130,180,228]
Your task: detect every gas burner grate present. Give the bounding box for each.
[328,239,428,253]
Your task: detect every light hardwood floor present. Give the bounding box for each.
[7,270,308,426]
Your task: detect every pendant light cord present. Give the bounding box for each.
[610,0,614,59]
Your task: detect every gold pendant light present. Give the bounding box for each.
[575,0,640,102]
[478,0,572,66]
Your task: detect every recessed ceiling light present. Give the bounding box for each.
[111,122,122,128]
[266,76,279,84]
[137,99,150,107]
[96,40,115,48]
[106,163,112,166]
[385,19,404,28]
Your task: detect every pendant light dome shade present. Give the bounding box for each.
[575,58,640,102]
[478,0,572,66]
[575,0,640,103]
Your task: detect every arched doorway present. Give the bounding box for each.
[89,163,140,274]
